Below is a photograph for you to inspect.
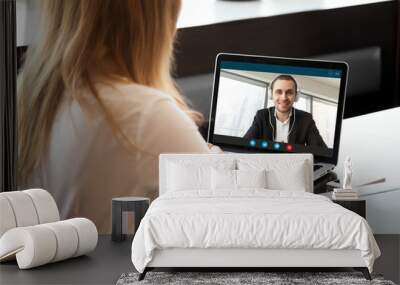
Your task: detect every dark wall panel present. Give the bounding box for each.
[174,2,399,118]
[13,3,400,122]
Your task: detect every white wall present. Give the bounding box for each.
[226,69,340,102]
[335,107,400,234]
[16,0,38,47]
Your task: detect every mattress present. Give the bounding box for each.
[131,190,380,273]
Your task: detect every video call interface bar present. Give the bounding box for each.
[220,61,342,78]
[213,132,333,157]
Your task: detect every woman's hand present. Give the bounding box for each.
[208,143,223,153]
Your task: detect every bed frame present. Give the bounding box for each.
[138,154,372,281]
[139,248,371,280]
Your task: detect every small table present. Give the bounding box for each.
[332,199,366,218]
[112,197,150,242]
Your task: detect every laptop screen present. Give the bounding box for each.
[208,53,348,165]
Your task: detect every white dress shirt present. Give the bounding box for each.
[274,110,292,143]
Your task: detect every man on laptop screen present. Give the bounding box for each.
[244,74,327,148]
[208,53,348,180]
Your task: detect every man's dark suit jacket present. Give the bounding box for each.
[244,107,328,148]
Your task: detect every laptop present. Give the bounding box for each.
[207,53,348,181]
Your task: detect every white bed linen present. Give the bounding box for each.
[131,190,380,273]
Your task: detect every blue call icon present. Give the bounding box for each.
[261,141,268,148]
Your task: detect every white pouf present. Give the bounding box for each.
[0,218,98,269]
[0,189,98,269]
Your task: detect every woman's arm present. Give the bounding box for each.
[136,97,211,155]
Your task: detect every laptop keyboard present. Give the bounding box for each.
[314,165,323,171]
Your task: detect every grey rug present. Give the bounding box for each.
[116,272,396,285]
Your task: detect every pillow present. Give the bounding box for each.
[166,158,236,171]
[211,169,268,190]
[237,158,310,191]
[211,168,236,190]
[266,161,307,191]
[167,163,211,191]
[236,169,267,189]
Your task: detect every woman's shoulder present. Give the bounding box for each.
[86,82,178,122]
[96,82,172,106]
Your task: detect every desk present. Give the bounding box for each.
[0,236,133,285]
[335,107,400,234]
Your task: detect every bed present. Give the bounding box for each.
[131,154,380,280]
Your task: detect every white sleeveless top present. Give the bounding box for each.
[27,83,210,233]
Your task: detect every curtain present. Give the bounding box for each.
[396,0,400,103]
[0,0,17,192]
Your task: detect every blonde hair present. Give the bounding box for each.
[18,0,203,183]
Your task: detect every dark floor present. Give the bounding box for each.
[374,235,400,284]
[0,235,398,285]
[0,236,134,285]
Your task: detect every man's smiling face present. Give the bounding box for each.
[272,79,296,113]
